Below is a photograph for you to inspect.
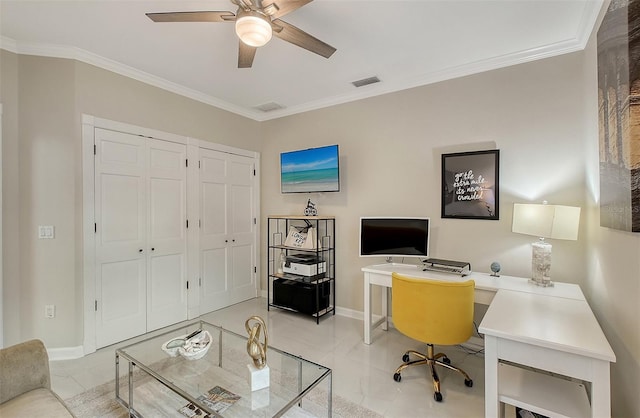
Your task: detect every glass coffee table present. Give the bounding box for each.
[115,320,332,417]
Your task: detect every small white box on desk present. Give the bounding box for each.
[247,363,270,391]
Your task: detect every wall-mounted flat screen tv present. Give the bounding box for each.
[359,217,430,259]
[281,144,340,193]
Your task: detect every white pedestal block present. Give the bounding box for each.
[247,364,270,391]
[251,387,270,410]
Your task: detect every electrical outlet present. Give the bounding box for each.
[45,305,55,318]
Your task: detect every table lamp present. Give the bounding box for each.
[511,202,581,287]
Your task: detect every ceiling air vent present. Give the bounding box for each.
[352,76,381,88]
[254,102,285,112]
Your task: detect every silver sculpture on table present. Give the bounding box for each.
[245,316,268,369]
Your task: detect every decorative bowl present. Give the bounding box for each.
[161,337,186,357]
[179,330,212,360]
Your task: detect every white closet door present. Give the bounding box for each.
[199,149,256,313]
[199,150,230,313]
[227,154,257,303]
[95,129,147,348]
[146,139,188,331]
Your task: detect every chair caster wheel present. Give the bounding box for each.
[402,353,410,362]
[393,373,402,382]
[434,392,442,402]
[442,357,451,365]
[465,379,473,387]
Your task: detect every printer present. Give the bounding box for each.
[283,253,326,278]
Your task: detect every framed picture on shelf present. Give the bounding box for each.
[441,149,500,220]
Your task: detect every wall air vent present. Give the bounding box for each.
[254,102,285,112]
[352,76,381,88]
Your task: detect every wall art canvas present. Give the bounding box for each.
[280,145,340,193]
[597,0,640,232]
[441,149,500,220]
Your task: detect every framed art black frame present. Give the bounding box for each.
[441,149,500,220]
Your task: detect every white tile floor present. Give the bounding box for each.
[50,297,490,417]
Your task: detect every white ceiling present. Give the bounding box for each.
[1,0,604,121]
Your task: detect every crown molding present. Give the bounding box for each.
[0,36,17,53]
[255,1,604,121]
[0,36,261,120]
[1,0,601,123]
[256,37,588,121]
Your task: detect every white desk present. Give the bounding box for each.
[361,263,585,345]
[361,263,615,418]
[480,290,616,418]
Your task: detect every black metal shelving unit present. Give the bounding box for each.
[267,216,335,324]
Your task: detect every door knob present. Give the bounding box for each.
[151,247,155,251]
[139,249,143,253]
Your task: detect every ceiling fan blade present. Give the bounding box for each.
[261,0,312,19]
[231,0,254,12]
[238,41,257,68]
[272,19,336,58]
[146,11,235,23]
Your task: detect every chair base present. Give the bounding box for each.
[392,344,473,402]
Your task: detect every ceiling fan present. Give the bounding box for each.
[146,0,336,68]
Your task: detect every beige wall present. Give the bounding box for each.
[0,51,262,348]
[262,52,588,313]
[17,55,77,347]
[0,50,19,346]
[74,62,262,150]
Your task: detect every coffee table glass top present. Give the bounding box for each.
[116,320,331,417]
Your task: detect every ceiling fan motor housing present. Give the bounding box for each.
[235,9,272,47]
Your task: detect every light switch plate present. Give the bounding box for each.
[38,225,55,239]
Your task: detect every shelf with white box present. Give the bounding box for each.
[498,363,590,418]
[267,216,335,324]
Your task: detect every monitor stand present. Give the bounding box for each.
[422,258,471,276]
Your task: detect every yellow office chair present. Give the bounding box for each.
[391,272,475,402]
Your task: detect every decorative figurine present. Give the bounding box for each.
[245,316,268,369]
[490,262,501,277]
[245,316,270,391]
[303,199,318,216]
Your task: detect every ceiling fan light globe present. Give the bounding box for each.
[235,15,272,47]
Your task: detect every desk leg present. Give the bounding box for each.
[381,287,388,331]
[590,360,611,418]
[484,336,500,418]
[364,275,372,344]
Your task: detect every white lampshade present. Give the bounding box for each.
[235,11,272,47]
[512,202,581,287]
[512,203,580,241]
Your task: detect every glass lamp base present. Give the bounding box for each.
[530,240,554,287]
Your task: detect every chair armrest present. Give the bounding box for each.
[0,339,51,404]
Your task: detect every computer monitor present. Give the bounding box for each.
[359,217,430,259]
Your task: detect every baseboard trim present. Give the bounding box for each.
[260,289,380,323]
[48,345,85,361]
